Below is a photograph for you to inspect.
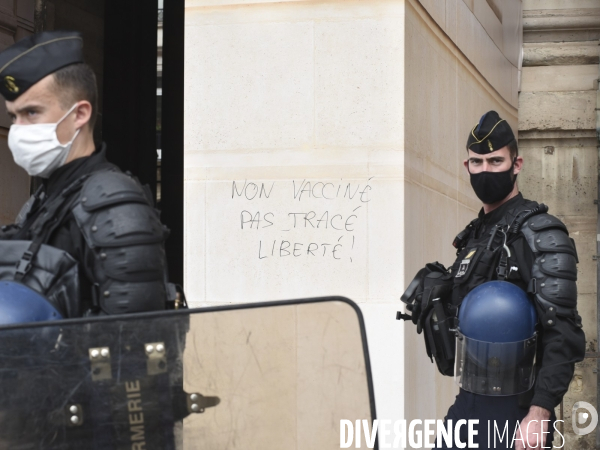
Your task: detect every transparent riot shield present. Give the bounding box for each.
[0,297,376,450]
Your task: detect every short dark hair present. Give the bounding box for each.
[507,139,518,160]
[50,63,98,130]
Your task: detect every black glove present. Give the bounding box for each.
[405,292,422,326]
[398,262,453,334]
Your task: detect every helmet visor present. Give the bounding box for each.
[454,331,537,396]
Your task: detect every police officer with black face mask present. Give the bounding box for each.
[0,31,173,318]
[400,111,586,449]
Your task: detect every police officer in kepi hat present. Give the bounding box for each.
[0,31,173,319]
[400,111,586,449]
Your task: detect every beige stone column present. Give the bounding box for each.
[185,0,522,436]
[186,0,408,426]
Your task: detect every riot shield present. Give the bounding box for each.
[0,296,376,449]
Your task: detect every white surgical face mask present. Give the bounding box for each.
[8,103,81,178]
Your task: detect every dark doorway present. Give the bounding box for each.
[159,0,184,286]
[102,0,159,198]
[36,0,185,285]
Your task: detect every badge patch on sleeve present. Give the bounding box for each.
[455,249,477,278]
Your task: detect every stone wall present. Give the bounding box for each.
[518,0,599,446]
[185,0,408,424]
[185,0,523,431]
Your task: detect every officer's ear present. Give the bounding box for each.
[73,100,92,130]
[513,156,524,176]
[463,151,471,173]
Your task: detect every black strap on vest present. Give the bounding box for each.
[508,203,549,234]
[12,160,118,284]
[13,174,92,282]
[14,176,88,281]
[453,202,549,283]
[497,204,549,281]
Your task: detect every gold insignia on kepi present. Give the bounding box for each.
[4,76,18,94]
[0,32,83,100]
[467,111,515,155]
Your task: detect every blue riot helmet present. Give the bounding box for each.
[454,281,538,396]
[0,281,63,325]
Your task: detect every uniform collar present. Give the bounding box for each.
[477,193,525,225]
[44,142,108,198]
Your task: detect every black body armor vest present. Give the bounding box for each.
[399,197,576,380]
[0,174,93,317]
[450,198,542,306]
[0,163,178,318]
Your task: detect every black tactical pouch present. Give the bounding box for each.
[423,298,457,376]
[398,262,456,376]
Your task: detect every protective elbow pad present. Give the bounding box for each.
[521,214,579,326]
[72,170,169,314]
[98,244,168,314]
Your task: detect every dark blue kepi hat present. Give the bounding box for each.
[466,111,515,154]
[0,30,83,101]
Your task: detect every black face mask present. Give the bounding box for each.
[469,159,517,204]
